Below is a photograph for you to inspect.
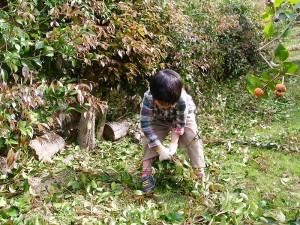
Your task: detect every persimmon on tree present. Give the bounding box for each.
[254,88,264,97]
[248,0,300,98]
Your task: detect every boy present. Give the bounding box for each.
[140,69,205,192]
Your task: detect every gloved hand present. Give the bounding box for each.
[169,142,178,156]
[155,144,172,161]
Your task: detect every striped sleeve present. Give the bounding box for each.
[172,94,188,135]
[140,91,161,149]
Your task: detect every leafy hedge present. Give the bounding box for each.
[0,0,263,92]
[0,0,263,152]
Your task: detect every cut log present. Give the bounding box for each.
[29,132,65,163]
[103,122,129,141]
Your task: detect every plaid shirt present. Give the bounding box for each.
[140,89,196,149]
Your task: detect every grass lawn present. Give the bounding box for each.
[1,77,300,224]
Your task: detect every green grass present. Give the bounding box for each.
[2,79,300,224]
[285,26,300,65]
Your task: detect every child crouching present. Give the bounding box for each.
[140,69,205,192]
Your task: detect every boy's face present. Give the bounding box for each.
[154,100,173,109]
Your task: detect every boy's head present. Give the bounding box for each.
[150,69,183,108]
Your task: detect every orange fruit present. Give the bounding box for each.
[254,88,264,97]
[275,84,286,92]
[274,90,284,97]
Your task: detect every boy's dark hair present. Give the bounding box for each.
[150,69,183,104]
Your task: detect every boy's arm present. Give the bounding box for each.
[169,100,188,155]
[140,93,172,161]
[169,131,180,155]
[140,94,161,149]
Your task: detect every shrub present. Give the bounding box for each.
[0,0,265,151]
[0,80,94,153]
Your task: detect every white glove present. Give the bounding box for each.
[169,143,178,156]
[155,145,172,161]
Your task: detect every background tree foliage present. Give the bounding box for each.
[0,0,263,152]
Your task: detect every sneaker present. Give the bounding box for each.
[141,175,155,192]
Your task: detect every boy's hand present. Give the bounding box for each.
[169,143,178,155]
[155,145,172,161]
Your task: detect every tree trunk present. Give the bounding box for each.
[77,101,108,149]
[77,106,96,150]
[96,102,108,140]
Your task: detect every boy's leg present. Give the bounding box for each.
[178,114,205,178]
[141,119,171,192]
[141,119,172,163]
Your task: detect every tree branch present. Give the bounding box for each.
[258,52,274,68]
[257,19,295,52]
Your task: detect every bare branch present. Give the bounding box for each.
[259,52,274,68]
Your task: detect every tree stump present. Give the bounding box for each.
[77,101,108,149]
[96,102,108,141]
[77,106,96,149]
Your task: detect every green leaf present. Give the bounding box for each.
[32,58,42,67]
[111,182,116,190]
[35,41,44,50]
[249,201,259,212]
[247,85,255,95]
[232,216,238,225]
[134,190,143,196]
[262,7,275,21]
[6,206,19,217]
[0,197,7,207]
[264,22,274,39]
[19,121,28,136]
[279,12,287,20]
[287,0,300,4]
[261,72,272,82]
[282,62,299,74]
[80,173,87,184]
[220,192,231,212]
[221,216,227,225]
[1,68,8,82]
[276,210,286,222]
[191,190,201,197]
[247,74,263,87]
[259,217,269,223]
[5,139,18,145]
[274,44,289,61]
[23,179,30,191]
[43,46,54,57]
[282,26,292,38]
[90,180,97,189]
[284,10,296,20]
[21,59,35,70]
[265,216,278,223]
[0,138,4,148]
[161,213,185,222]
[13,217,23,225]
[275,0,284,7]
[262,12,273,21]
